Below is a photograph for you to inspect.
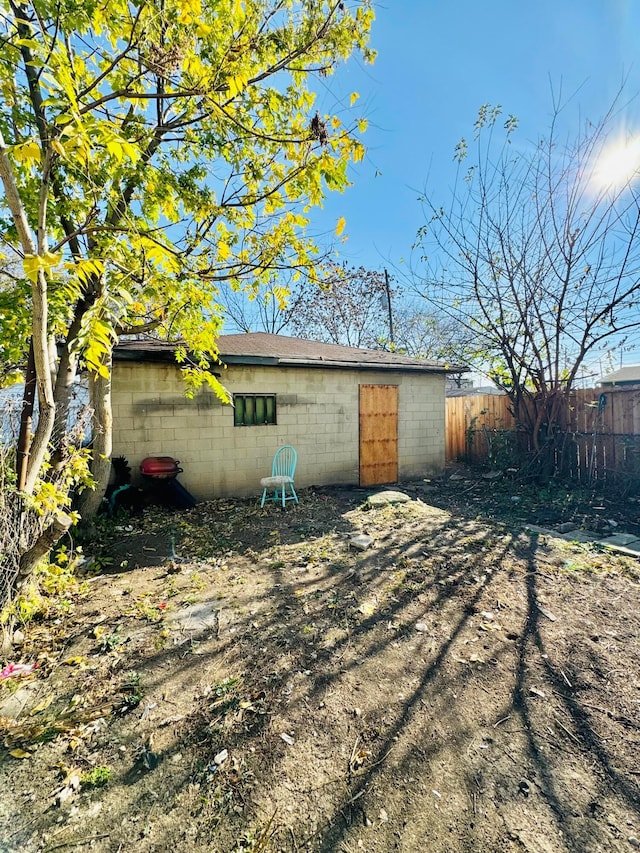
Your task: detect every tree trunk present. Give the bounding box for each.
[17,511,73,588]
[0,133,56,496]
[16,340,36,490]
[76,354,113,520]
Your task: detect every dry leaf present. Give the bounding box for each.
[30,695,54,715]
[9,748,32,759]
[358,600,377,617]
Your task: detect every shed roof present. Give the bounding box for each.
[114,333,465,374]
[599,365,640,385]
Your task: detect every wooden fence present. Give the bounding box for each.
[445,387,640,489]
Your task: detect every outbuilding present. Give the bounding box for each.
[111,333,462,500]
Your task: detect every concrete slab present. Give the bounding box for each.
[599,533,640,547]
[556,522,578,534]
[600,541,640,556]
[523,524,555,536]
[558,530,602,543]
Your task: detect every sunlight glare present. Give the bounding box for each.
[592,134,640,192]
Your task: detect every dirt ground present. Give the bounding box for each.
[1,471,640,853]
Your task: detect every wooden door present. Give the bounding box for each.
[359,384,398,486]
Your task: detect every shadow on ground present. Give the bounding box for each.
[2,482,640,852]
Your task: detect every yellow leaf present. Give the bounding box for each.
[357,119,368,133]
[335,216,346,237]
[106,139,123,161]
[30,695,54,715]
[218,242,231,261]
[51,139,66,158]
[9,748,32,759]
[23,252,63,282]
[352,142,365,163]
[43,251,63,268]
[23,255,41,282]
[62,656,87,667]
[13,140,41,164]
[350,92,360,106]
[228,74,248,98]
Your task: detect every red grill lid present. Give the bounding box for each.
[139,456,182,478]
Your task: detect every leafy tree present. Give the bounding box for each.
[415,100,640,477]
[0,0,374,593]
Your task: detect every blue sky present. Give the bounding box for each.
[311,0,640,279]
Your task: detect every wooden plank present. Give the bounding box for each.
[359,384,398,487]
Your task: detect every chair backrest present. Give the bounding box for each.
[272,445,297,479]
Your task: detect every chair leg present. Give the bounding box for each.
[290,484,298,504]
[261,488,267,508]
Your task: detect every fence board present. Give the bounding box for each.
[445,387,640,490]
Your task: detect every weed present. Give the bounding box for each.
[116,671,143,714]
[81,765,112,787]
[1,545,87,626]
[163,577,179,599]
[126,595,165,622]
[97,628,123,653]
[213,676,240,697]
[190,572,206,591]
[231,812,277,853]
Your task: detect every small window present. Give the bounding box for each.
[233,394,277,426]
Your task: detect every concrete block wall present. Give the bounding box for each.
[111,362,445,499]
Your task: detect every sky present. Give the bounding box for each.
[309,1,640,305]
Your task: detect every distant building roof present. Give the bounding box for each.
[598,365,640,386]
[115,333,466,375]
[446,385,506,398]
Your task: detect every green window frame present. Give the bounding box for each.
[233,394,277,426]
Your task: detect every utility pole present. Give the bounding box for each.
[384,268,394,346]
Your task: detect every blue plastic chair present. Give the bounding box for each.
[260,445,299,508]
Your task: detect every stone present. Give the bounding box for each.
[518,779,530,796]
[482,470,503,480]
[0,684,38,719]
[168,600,221,633]
[349,533,374,551]
[415,622,429,633]
[556,522,578,534]
[367,491,412,507]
